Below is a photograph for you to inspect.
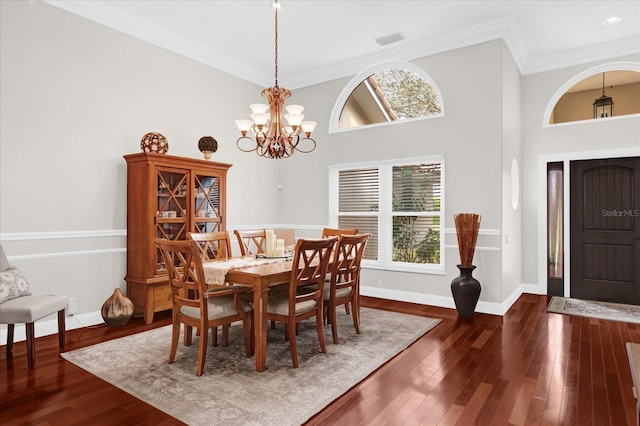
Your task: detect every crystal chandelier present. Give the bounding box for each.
[235,0,317,159]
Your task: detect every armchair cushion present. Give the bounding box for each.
[0,294,67,324]
[0,267,32,304]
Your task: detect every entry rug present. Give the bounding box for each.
[547,296,640,324]
[62,307,440,426]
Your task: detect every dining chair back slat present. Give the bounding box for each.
[321,227,358,238]
[189,231,232,261]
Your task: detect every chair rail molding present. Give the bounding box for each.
[0,229,126,241]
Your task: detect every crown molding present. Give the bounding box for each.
[42,0,271,87]
[42,1,640,88]
[524,36,640,76]
[286,17,525,89]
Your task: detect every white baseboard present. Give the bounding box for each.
[361,285,457,310]
[521,282,545,295]
[362,285,509,315]
[361,283,544,316]
[0,311,104,344]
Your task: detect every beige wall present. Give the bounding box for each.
[500,43,523,305]
[0,1,279,314]
[283,41,507,305]
[2,0,639,322]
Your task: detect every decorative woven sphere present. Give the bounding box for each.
[140,132,169,154]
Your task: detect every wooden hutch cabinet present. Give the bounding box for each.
[123,152,232,324]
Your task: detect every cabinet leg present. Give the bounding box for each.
[143,306,154,325]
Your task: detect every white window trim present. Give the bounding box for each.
[328,155,445,275]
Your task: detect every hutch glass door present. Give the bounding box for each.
[194,173,221,233]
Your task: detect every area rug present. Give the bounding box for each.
[62,307,440,426]
[547,296,640,324]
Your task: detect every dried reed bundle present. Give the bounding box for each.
[454,213,481,267]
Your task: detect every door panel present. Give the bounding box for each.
[570,157,640,304]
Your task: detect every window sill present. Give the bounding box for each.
[362,260,445,276]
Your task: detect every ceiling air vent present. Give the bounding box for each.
[374,32,406,47]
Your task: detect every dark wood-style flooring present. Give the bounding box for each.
[1,294,638,425]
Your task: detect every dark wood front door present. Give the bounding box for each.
[570,157,640,304]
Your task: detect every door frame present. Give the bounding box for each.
[537,147,640,296]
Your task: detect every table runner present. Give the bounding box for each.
[202,256,292,284]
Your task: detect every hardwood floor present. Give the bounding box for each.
[1,294,638,425]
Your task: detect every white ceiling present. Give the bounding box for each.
[44,0,640,90]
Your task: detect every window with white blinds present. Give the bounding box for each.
[329,156,444,274]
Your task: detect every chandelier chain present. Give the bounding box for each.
[274,2,279,87]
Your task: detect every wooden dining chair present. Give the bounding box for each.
[274,228,295,247]
[188,231,234,346]
[324,233,370,344]
[155,238,253,376]
[321,227,358,314]
[234,229,290,331]
[188,231,233,261]
[233,229,266,256]
[266,237,337,368]
[321,227,358,238]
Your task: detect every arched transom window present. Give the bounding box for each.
[330,62,444,132]
[544,61,640,127]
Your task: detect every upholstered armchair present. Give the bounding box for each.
[0,244,67,369]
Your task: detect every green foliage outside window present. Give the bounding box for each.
[393,218,440,264]
[374,69,441,119]
[391,164,441,264]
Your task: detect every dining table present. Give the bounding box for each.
[202,255,296,372]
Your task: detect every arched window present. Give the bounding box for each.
[544,61,640,127]
[329,61,444,133]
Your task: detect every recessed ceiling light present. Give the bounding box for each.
[603,16,622,25]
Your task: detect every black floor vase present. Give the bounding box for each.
[451,265,481,317]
